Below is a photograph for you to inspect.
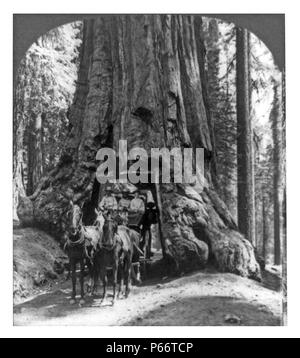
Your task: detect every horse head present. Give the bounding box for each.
[94,208,105,232]
[101,213,118,249]
[68,201,82,236]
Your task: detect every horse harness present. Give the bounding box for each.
[100,230,122,252]
[64,223,120,254]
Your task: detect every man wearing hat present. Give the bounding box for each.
[127,190,145,229]
[116,191,131,225]
[118,190,131,212]
[129,191,145,214]
[98,186,118,212]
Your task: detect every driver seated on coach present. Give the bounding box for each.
[118,191,131,212]
[129,191,145,215]
[115,191,130,225]
[98,187,118,213]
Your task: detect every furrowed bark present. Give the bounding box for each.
[18,15,260,279]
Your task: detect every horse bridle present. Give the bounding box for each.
[101,218,118,251]
[66,210,85,247]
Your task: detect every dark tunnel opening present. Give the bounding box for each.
[81,178,100,225]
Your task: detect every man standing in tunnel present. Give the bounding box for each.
[140,202,157,259]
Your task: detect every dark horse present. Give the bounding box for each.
[93,212,139,305]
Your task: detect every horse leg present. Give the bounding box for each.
[147,229,152,259]
[117,250,125,298]
[112,261,118,305]
[100,268,107,304]
[92,267,99,296]
[117,262,124,298]
[124,257,131,298]
[70,259,77,304]
[86,259,93,294]
[79,258,85,304]
[65,263,71,281]
[91,253,99,296]
[143,229,151,260]
[130,263,141,285]
[140,230,145,252]
[135,262,141,284]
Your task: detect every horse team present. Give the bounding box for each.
[65,201,142,305]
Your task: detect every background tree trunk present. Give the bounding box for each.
[26,108,44,196]
[262,195,268,260]
[281,69,287,324]
[20,15,260,279]
[13,58,26,220]
[236,27,255,245]
[271,79,283,265]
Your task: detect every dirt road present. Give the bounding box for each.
[14,269,282,326]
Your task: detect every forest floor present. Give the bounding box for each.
[13,227,282,326]
[13,226,68,304]
[14,259,282,326]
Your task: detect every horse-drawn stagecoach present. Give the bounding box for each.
[65,186,157,305]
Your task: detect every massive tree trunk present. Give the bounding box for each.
[236,27,255,245]
[18,16,260,279]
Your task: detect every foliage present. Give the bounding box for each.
[14,22,82,195]
[203,17,283,260]
[202,18,237,218]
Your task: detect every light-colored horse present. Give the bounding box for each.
[65,203,104,304]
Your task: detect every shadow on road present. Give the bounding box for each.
[13,286,116,320]
[124,295,281,326]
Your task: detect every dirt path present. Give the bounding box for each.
[13,269,282,326]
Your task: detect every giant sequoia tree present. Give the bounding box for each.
[17,15,260,279]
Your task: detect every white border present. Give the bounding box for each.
[2,0,299,338]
